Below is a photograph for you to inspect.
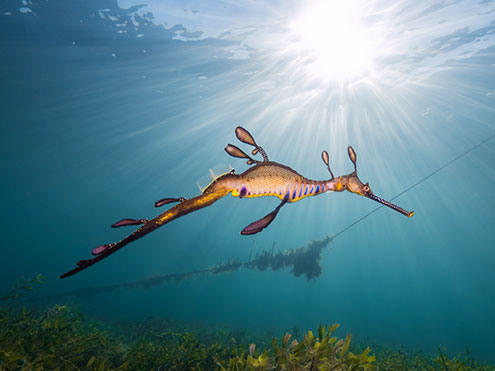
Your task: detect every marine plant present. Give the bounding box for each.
[219,323,375,370]
[2,277,494,370]
[1,301,495,370]
[44,236,334,301]
[0,302,244,370]
[367,343,495,370]
[0,274,44,302]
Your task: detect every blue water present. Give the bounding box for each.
[1,0,494,362]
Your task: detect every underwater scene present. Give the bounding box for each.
[1,0,494,369]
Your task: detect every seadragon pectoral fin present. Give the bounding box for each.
[241,199,287,235]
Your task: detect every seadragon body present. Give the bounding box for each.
[61,127,413,278]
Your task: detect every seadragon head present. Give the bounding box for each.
[322,146,414,218]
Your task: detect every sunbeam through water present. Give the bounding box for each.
[1,0,494,366]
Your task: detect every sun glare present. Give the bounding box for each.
[291,0,381,82]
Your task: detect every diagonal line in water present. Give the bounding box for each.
[331,133,495,240]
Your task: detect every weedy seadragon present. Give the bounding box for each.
[61,126,413,278]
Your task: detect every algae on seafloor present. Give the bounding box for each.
[1,276,495,370]
[0,302,374,370]
[222,324,375,370]
[0,274,44,302]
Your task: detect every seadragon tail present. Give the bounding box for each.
[60,189,230,278]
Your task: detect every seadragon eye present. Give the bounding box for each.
[363,185,370,192]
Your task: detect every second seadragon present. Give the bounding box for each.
[61,127,414,278]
